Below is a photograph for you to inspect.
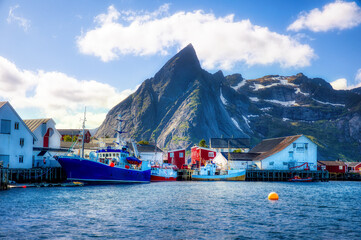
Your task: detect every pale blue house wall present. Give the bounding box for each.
[254,135,317,170]
[0,103,34,168]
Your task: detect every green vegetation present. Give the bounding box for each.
[72,135,78,142]
[138,140,149,145]
[63,135,72,142]
[171,135,190,146]
[199,139,208,148]
[233,149,243,153]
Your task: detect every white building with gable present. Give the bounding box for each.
[249,135,317,170]
[0,102,36,168]
[24,118,64,167]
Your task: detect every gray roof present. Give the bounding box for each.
[210,138,250,148]
[129,143,163,153]
[58,129,90,136]
[221,152,260,161]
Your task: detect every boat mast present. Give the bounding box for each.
[227,139,230,170]
[81,107,86,158]
[116,114,122,148]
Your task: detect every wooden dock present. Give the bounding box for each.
[329,172,361,181]
[177,169,193,181]
[1,168,9,190]
[246,170,329,182]
[7,167,67,184]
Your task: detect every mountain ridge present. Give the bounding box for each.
[96,44,361,161]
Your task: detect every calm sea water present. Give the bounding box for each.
[0,181,360,239]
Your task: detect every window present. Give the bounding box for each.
[296,146,304,152]
[269,162,274,166]
[305,143,308,150]
[170,153,174,157]
[283,162,288,165]
[19,155,24,163]
[15,122,19,130]
[179,152,184,158]
[339,166,343,170]
[208,152,214,157]
[293,143,296,148]
[20,138,25,147]
[0,119,11,134]
[289,151,294,158]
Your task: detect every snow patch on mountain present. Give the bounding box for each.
[220,89,228,105]
[260,107,272,112]
[312,98,345,107]
[242,115,251,129]
[231,80,247,91]
[264,99,296,107]
[231,117,244,133]
[252,79,296,91]
[249,97,260,102]
[295,88,309,96]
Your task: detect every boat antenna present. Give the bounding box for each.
[153,138,157,165]
[81,107,86,158]
[228,139,230,170]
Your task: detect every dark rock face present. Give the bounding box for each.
[96,44,361,161]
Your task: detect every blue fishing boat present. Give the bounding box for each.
[191,163,246,181]
[56,113,151,183]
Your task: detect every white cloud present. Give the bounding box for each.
[330,78,348,90]
[356,68,361,83]
[288,1,361,32]
[7,5,31,32]
[330,69,361,90]
[77,5,316,69]
[0,56,138,128]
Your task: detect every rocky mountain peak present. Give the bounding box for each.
[154,43,201,81]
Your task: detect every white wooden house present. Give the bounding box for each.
[24,118,65,167]
[0,102,36,169]
[212,152,259,170]
[249,135,317,170]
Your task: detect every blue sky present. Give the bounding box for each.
[0,0,361,128]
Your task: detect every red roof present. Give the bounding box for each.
[318,161,347,166]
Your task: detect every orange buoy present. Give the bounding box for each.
[268,192,279,200]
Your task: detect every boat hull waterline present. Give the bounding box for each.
[57,156,151,183]
[192,170,246,181]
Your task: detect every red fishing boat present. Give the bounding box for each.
[150,164,178,181]
[288,175,312,182]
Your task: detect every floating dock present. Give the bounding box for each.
[6,167,67,184]
[246,170,329,182]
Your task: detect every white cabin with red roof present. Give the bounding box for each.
[249,135,317,170]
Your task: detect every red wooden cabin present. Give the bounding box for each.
[191,146,216,167]
[317,161,347,173]
[167,149,186,169]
